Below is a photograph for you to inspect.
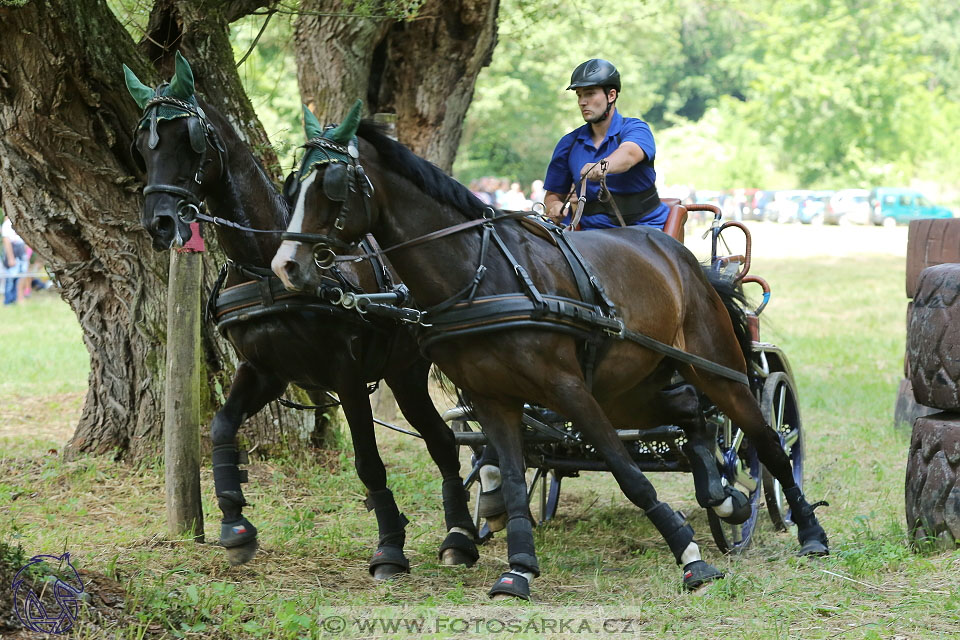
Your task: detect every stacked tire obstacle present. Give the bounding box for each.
[902,219,960,550]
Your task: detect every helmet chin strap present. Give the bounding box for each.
[588,100,615,124]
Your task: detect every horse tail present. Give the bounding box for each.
[701,266,753,366]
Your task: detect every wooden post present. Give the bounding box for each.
[164,225,205,541]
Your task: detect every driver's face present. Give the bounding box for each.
[576,86,612,122]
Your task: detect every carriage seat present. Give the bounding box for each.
[661,198,688,242]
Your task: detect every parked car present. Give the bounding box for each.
[766,190,811,223]
[869,188,953,226]
[826,189,871,225]
[747,190,775,221]
[797,190,835,224]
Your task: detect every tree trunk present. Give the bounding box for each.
[294,0,499,170]
[0,0,312,461]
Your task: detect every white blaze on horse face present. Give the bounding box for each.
[288,170,317,234]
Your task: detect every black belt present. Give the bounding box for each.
[583,185,661,224]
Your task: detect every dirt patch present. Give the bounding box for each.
[0,392,84,443]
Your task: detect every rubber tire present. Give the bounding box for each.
[759,372,805,531]
[908,264,960,410]
[905,413,960,550]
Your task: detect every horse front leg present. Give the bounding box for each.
[384,361,479,568]
[552,377,726,591]
[337,379,411,580]
[468,397,539,600]
[211,362,287,565]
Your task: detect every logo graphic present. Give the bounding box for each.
[12,552,85,634]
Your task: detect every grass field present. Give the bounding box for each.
[1,223,958,639]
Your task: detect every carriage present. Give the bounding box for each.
[438,203,806,554]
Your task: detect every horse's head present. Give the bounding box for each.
[124,52,225,250]
[273,100,375,291]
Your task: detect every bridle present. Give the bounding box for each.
[281,132,375,268]
[132,90,226,224]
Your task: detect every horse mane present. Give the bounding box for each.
[356,121,488,218]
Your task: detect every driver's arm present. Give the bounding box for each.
[544,190,580,222]
[579,141,644,181]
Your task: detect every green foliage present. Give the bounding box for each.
[456,0,960,196]
[231,11,303,170]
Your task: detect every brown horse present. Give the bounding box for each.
[273,101,829,600]
[124,57,479,578]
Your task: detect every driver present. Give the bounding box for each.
[543,59,668,230]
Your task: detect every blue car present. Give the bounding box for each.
[869,188,953,226]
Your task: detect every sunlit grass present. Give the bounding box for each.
[2,225,958,638]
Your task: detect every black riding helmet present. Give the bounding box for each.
[567,58,621,94]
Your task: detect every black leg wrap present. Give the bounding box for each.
[369,545,410,576]
[220,517,257,548]
[646,502,695,564]
[365,489,408,549]
[682,560,725,591]
[438,531,480,565]
[506,516,540,577]
[682,439,727,508]
[783,486,830,556]
[719,486,752,525]
[441,477,477,535]
[213,443,250,525]
[488,572,531,600]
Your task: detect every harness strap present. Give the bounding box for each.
[422,293,750,386]
[489,225,546,312]
[423,223,494,317]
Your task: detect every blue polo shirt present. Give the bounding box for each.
[543,110,668,229]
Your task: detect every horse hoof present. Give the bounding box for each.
[441,547,475,566]
[798,539,829,557]
[682,560,724,591]
[486,513,507,533]
[487,572,531,600]
[225,539,259,566]
[719,488,752,525]
[372,564,407,581]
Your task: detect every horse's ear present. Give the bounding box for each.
[167,51,196,100]
[302,104,323,140]
[123,64,154,110]
[327,99,363,144]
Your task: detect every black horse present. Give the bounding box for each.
[273,100,830,600]
[123,54,479,577]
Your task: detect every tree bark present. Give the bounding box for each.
[294,0,499,170]
[0,0,312,461]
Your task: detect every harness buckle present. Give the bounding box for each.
[603,318,625,337]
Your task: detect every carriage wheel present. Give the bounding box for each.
[706,413,763,554]
[759,372,805,531]
[526,467,562,525]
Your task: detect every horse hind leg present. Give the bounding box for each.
[657,384,752,524]
[552,379,725,591]
[683,367,829,556]
[211,362,287,566]
[384,362,479,568]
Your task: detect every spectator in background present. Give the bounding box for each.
[500,182,530,211]
[2,214,28,305]
[470,179,493,206]
[529,179,546,207]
